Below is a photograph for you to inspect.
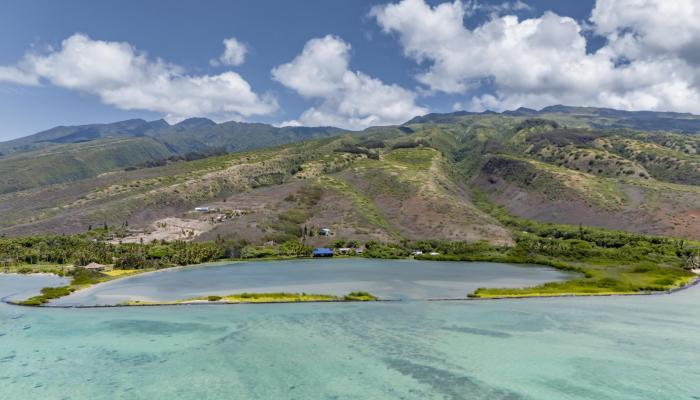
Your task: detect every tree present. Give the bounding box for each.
[330,239,346,249]
[281,240,312,258]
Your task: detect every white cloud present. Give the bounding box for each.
[272,35,350,98]
[591,0,700,65]
[272,35,427,129]
[0,34,276,122]
[212,37,248,66]
[0,66,39,86]
[371,0,700,114]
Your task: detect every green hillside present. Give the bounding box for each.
[0,106,698,245]
[0,118,350,193]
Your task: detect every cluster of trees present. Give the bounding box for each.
[125,148,229,171]
[3,216,698,272]
[0,235,226,270]
[114,242,225,269]
[469,189,700,267]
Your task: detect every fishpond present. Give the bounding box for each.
[1,260,699,399]
[51,258,576,306]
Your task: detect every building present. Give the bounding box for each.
[319,228,331,236]
[337,247,352,255]
[312,248,334,257]
[82,262,106,271]
[195,207,209,212]
[411,250,423,256]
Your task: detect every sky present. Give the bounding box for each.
[1,0,699,140]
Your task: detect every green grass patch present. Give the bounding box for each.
[384,147,437,170]
[124,291,380,305]
[320,176,396,234]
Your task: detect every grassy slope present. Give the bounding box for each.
[0,137,174,194]
[461,117,700,240]
[0,121,352,195]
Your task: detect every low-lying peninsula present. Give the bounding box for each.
[122,291,378,306]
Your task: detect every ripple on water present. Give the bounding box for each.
[100,319,224,335]
[383,358,525,400]
[441,325,512,338]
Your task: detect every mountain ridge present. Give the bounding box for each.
[4,104,700,155]
[0,105,697,245]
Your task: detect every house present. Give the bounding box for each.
[429,252,440,256]
[411,250,423,256]
[337,247,352,255]
[319,228,331,236]
[82,262,106,271]
[355,248,364,255]
[312,248,334,257]
[195,207,209,212]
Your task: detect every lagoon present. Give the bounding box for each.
[1,262,700,399]
[51,258,576,306]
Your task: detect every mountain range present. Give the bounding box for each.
[0,105,698,244]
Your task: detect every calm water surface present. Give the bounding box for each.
[1,261,700,399]
[52,258,575,305]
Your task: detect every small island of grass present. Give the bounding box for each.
[122,291,380,306]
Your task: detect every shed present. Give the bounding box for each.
[312,248,334,257]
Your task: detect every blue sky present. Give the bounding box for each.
[1,0,698,140]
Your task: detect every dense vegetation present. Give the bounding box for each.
[0,234,225,272]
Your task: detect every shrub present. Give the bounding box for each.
[344,291,378,301]
[70,268,104,285]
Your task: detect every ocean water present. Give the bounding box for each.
[1,263,700,399]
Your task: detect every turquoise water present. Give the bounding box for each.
[52,258,575,305]
[2,264,700,399]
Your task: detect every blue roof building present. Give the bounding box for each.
[312,247,334,257]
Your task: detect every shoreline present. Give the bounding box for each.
[5,278,698,308]
[6,298,400,309]
[459,275,700,301]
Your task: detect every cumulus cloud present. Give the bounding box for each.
[591,0,700,66]
[271,35,427,129]
[211,37,248,66]
[371,0,700,114]
[0,34,276,122]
